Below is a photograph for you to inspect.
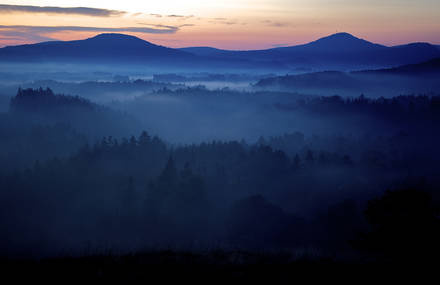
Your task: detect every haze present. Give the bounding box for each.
[1,0,440,279]
[0,0,439,49]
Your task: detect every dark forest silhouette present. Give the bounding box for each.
[0,25,440,281]
[0,88,439,263]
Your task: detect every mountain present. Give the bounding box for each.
[179,47,230,57]
[255,58,440,96]
[0,33,194,64]
[255,71,361,92]
[356,57,440,76]
[0,33,284,71]
[1,32,439,72]
[282,32,386,52]
[181,33,440,70]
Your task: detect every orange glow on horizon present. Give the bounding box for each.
[0,0,439,49]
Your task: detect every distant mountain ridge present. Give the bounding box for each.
[1,32,439,71]
[283,32,386,51]
[255,57,440,96]
[179,47,227,57]
[0,33,193,63]
[355,57,440,76]
[182,33,440,70]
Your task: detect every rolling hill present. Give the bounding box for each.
[0,32,439,72]
[0,33,194,64]
[0,33,284,71]
[355,57,440,76]
[182,33,440,70]
[255,58,440,96]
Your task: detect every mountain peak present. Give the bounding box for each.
[315,32,365,43]
[85,33,155,46]
[308,32,385,51]
[88,33,142,41]
[327,32,358,39]
[0,32,192,63]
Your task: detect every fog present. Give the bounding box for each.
[255,71,440,98]
[1,61,440,261]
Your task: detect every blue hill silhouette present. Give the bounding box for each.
[255,57,440,96]
[356,57,440,76]
[0,32,439,70]
[0,33,193,63]
[285,32,386,52]
[182,33,440,69]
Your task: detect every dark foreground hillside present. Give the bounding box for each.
[1,250,437,284]
[1,88,440,278]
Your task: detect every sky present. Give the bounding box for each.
[0,0,439,49]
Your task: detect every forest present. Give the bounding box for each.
[0,26,440,280]
[1,87,439,265]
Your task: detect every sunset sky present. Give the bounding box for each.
[0,0,439,49]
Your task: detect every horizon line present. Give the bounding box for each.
[0,31,438,51]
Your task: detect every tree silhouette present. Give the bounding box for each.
[354,189,440,261]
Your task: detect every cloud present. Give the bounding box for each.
[0,25,181,45]
[207,17,246,26]
[136,13,194,20]
[0,4,125,17]
[138,23,177,29]
[178,24,195,28]
[167,14,194,20]
[0,32,55,42]
[261,20,289,27]
[209,18,238,25]
[137,23,194,30]
[0,29,56,44]
[0,24,184,46]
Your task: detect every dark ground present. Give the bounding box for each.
[0,250,437,284]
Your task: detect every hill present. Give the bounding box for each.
[0,33,284,71]
[355,57,440,76]
[182,33,440,70]
[179,46,229,57]
[8,87,140,138]
[255,58,440,96]
[1,32,439,72]
[0,33,194,64]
